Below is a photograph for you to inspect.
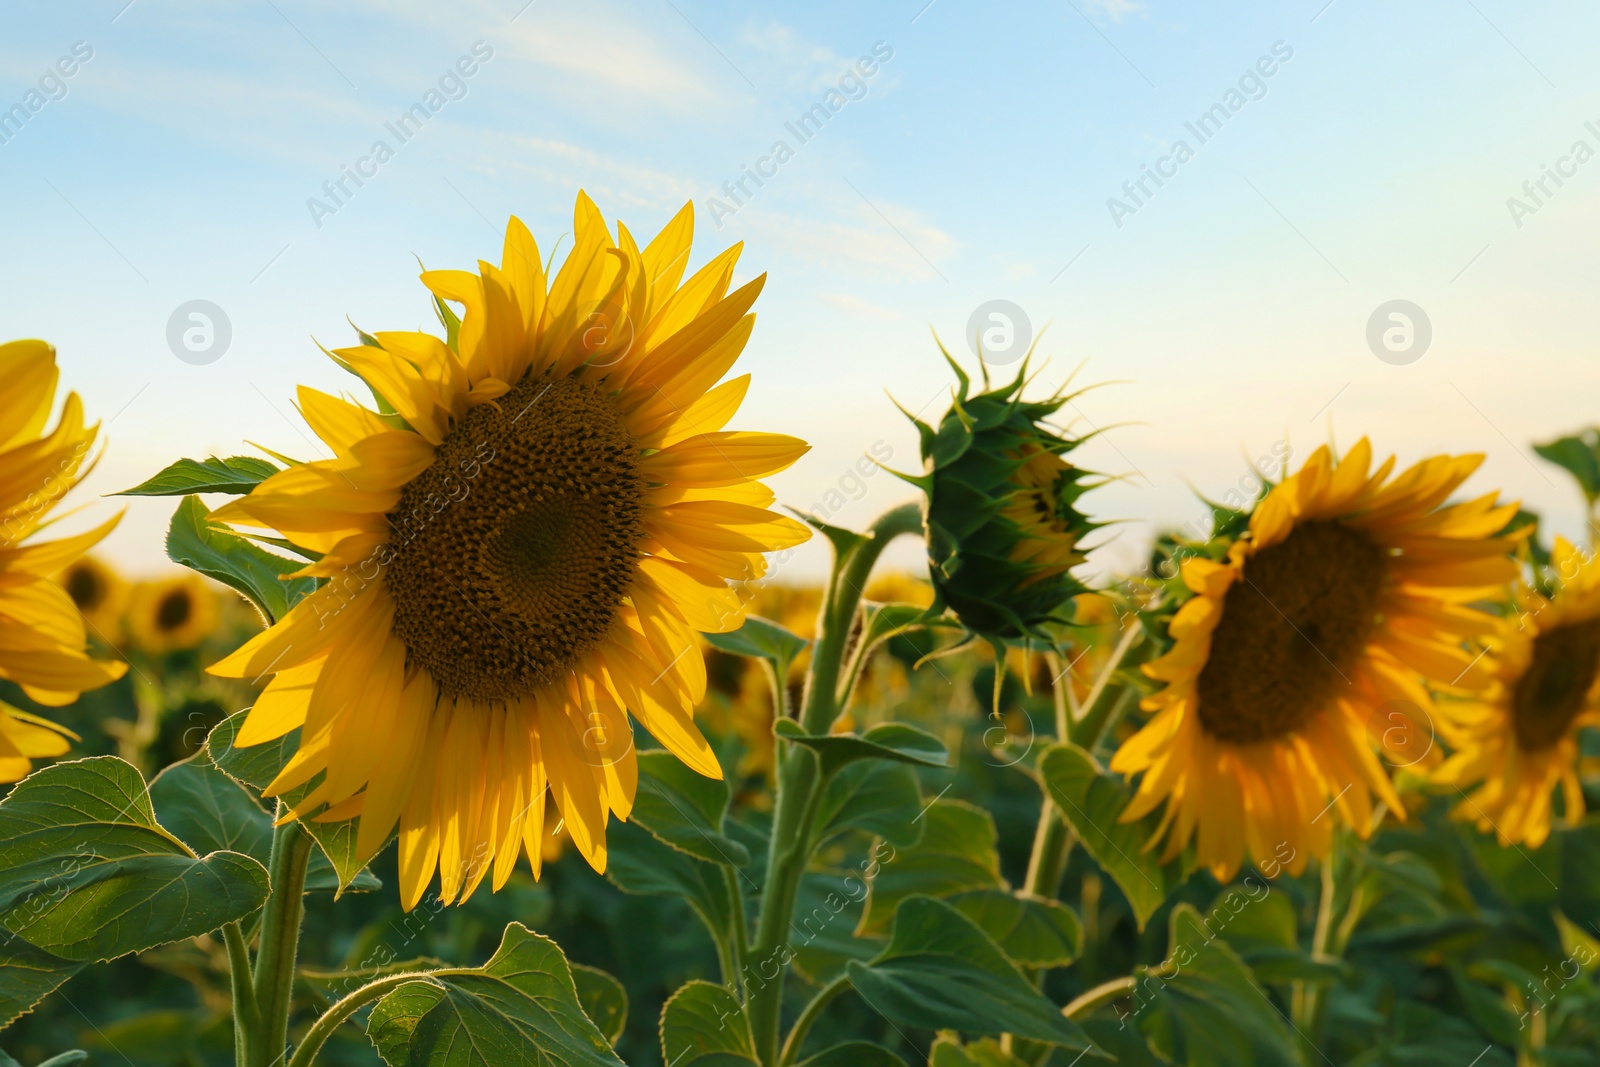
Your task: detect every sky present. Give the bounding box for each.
[3,0,1599,582]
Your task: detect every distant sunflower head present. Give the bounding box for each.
[905,356,1097,643]
[56,554,129,638]
[1435,537,1600,847]
[208,193,810,909]
[128,574,217,654]
[0,340,126,781]
[1111,439,1521,881]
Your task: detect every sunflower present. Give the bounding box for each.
[127,574,218,653]
[56,554,129,639]
[909,360,1097,643]
[1111,439,1520,880]
[1434,538,1600,847]
[208,194,810,908]
[0,339,127,781]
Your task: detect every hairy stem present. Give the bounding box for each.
[777,973,850,1067]
[747,502,922,1066]
[223,922,258,1067]
[249,817,313,1067]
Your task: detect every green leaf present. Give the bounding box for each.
[929,1036,1029,1066]
[571,964,628,1046]
[117,455,280,496]
[149,750,379,894]
[1132,904,1299,1067]
[845,896,1097,1051]
[702,614,809,673]
[630,751,749,867]
[1533,432,1600,500]
[35,1054,90,1067]
[799,1043,908,1067]
[658,980,758,1066]
[0,933,83,1028]
[365,922,625,1066]
[206,710,377,894]
[947,889,1082,968]
[0,757,269,962]
[606,821,736,945]
[1038,743,1186,931]
[774,720,948,776]
[1203,882,1336,986]
[165,496,317,624]
[815,760,926,848]
[790,868,880,984]
[859,800,1001,936]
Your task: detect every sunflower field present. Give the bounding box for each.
[4,195,1600,1067]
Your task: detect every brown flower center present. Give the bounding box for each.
[1196,520,1387,744]
[65,565,106,611]
[385,374,645,704]
[157,590,193,631]
[1510,618,1600,751]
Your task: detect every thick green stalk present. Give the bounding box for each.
[250,817,313,1067]
[224,922,258,1066]
[747,502,922,1066]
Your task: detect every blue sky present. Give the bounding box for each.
[3,0,1599,580]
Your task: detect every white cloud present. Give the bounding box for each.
[1085,0,1145,23]
[816,291,899,320]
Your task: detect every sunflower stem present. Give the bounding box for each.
[723,865,749,994]
[747,502,923,1066]
[223,922,259,1067]
[249,815,313,1067]
[284,969,472,1067]
[1293,844,1343,1063]
[776,973,850,1067]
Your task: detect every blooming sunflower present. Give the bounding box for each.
[208,194,810,908]
[127,574,217,654]
[1434,537,1600,847]
[56,554,129,639]
[1111,439,1520,880]
[0,339,127,781]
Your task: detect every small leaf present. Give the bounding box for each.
[571,964,628,1046]
[845,896,1097,1051]
[365,922,625,1066]
[659,980,758,1066]
[206,711,378,894]
[1038,743,1187,931]
[166,496,317,624]
[929,1036,1029,1066]
[859,800,1001,936]
[150,750,378,894]
[947,889,1082,968]
[0,757,269,962]
[1533,432,1600,500]
[1131,904,1299,1067]
[118,455,280,496]
[34,1054,90,1067]
[799,1043,908,1066]
[815,761,925,848]
[630,751,749,867]
[703,615,809,672]
[606,821,736,944]
[774,720,948,776]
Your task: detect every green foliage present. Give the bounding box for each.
[774,720,948,776]
[947,889,1083,968]
[814,761,925,848]
[703,616,809,677]
[845,895,1097,1050]
[659,981,757,1065]
[1534,430,1600,502]
[1038,742,1188,930]
[117,456,280,497]
[164,496,316,624]
[0,757,268,965]
[365,924,625,1066]
[630,751,750,867]
[206,710,375,893]
[859,800,1002,935]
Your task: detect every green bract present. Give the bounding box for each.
[900,353,1099,642]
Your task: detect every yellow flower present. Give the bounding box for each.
[1111,439,1520,880]
[208,194,810,908]
[55,554,129,639]
[1434,538,1600,847]
[127,574,218,653]
[0,340,127,781]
